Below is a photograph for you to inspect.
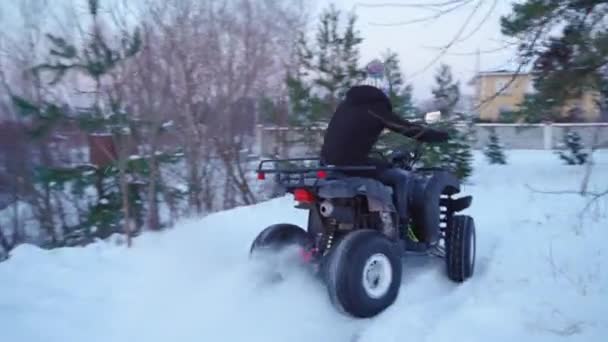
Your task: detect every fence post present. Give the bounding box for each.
[543,123,553,150]
[255,124,264,157]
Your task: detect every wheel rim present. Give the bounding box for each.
[362,253,393,299]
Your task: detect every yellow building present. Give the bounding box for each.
[469,70,601,122]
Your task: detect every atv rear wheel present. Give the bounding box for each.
[324,230,402,318]
[250,223,310,257]
[445,215,476,282]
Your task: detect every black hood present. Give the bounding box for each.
[344,85,392,110]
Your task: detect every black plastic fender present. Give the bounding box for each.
[409,170,461,243]
[317,177,396,213]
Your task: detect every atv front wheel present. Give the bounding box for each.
[445,215,476,282]
[324,230,402,318]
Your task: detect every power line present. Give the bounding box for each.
[357,0,510,83]
[423,42,518,56]
[404,0,486,79]
[356,0,478,9]
[366,0,477,27]
[453,0,498,44]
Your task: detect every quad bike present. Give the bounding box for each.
[249,112,476,318]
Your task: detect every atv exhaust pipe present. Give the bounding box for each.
[319,200,355,223]
[319,201,334,217]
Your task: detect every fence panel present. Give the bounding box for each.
[255,123,608,157]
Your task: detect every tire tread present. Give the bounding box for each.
[446,215,475,282]
[324,230,402,318]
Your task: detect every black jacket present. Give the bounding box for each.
[320,85,447,166]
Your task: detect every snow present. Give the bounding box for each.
[1,150,607,342]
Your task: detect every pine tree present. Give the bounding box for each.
[432,64,460,118]
[285,71,325,153]
[501,1,608,121]
[383,51,417,117]
[418,64,473,180]
[419,121,474,179]
[10,0,182,247]
[483,129,507,164]
[556,130,588,165]
[285,4,364,154]
[313,4,365,111]
[374,51,419,153]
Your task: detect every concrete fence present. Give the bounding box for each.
[254,123,608,157]
[470,123,608,150]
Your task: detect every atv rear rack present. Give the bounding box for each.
[256,157,377,188]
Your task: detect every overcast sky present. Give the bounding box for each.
[0,0,521,101]
[314,0,521,99]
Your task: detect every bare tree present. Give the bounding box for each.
[105,24,169,230]
[141,0,218,214]
[0,0,63,246]
[133,0,309,211]
[0,0,311,255]
[205,0,309,207]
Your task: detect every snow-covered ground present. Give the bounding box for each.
[1,150,607,342]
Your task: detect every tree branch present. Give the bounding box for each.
[405,0,485,79]
[357,0,478,10]
[367,0,477,27]
[525,184,608,216]
[471,19,550,111]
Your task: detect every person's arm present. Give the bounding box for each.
[367,104,448,142]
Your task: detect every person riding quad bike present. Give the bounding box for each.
[320,84,449,244]
[251,84,476,318]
